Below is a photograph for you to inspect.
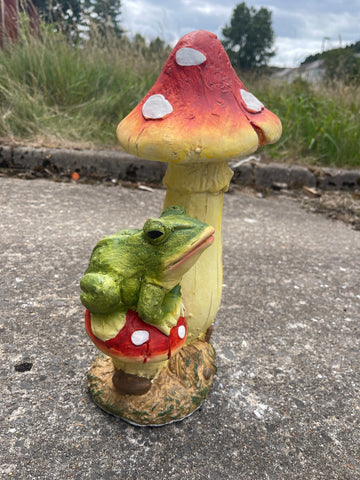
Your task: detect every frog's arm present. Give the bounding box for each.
[120,275,141,308]
[137,283,182,335]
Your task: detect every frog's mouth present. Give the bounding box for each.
[165,226,215,274]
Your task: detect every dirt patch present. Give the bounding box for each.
[230,184,360,231]
[300,190,360,231]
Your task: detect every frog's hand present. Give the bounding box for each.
[137,283,166,325]
[137,284,183,335]
[159,285,184,335]
[80,273,120,314]
[120,275,141,308]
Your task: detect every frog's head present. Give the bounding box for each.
[142,206,214,284]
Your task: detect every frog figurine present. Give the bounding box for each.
[81,206,217,425]
[81,205,214,339]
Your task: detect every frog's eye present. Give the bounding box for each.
[143,220,169,244]
[147,230,164,240]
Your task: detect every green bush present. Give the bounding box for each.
[248,76,360,168]
[324,50,360,85]
[0,23,359,168]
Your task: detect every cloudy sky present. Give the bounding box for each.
[121,0,360,67]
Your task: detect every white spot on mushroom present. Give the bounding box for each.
[176,47,206,66]
[178,325,186,339]
[240,89,264,113]
[142,94,173,120]
[131,330,150,346]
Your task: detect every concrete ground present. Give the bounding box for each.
[1,177,359,480]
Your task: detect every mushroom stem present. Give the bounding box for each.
[112,358,167,379]
[162,161,233,342]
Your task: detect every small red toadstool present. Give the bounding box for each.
[85,308,187,364]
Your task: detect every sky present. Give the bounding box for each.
[120,0,360,67]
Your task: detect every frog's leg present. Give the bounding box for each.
[137,283,182,335]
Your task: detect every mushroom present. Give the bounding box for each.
[85,308,187,379]
[116,30,282,342]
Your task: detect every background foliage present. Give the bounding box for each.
[222,2,275,70]
[1,2,359,168]
[302,41,360,85]
[0,18,169,146]
[20,0,123,39]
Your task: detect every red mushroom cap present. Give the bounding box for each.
[85,309,187,363]
[117,30,282,163]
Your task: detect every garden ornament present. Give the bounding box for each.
[82,206,217,424]
[83,30,282,426]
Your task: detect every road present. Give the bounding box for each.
[1,177,359,479]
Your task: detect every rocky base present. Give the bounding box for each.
[87,340,216,426]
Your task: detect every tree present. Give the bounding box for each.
[30,0,82,27]
[19,0,83,39]
[222,2,275,70]
[84,0,123,38]
[149,37,169,56]
[21,1,123,40]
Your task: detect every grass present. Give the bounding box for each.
[0,24,164,147]
[0,25,359,168]
[255,78,360,168]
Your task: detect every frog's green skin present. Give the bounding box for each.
[80,206,214,337]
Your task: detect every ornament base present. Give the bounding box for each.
[87,340,216,426]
